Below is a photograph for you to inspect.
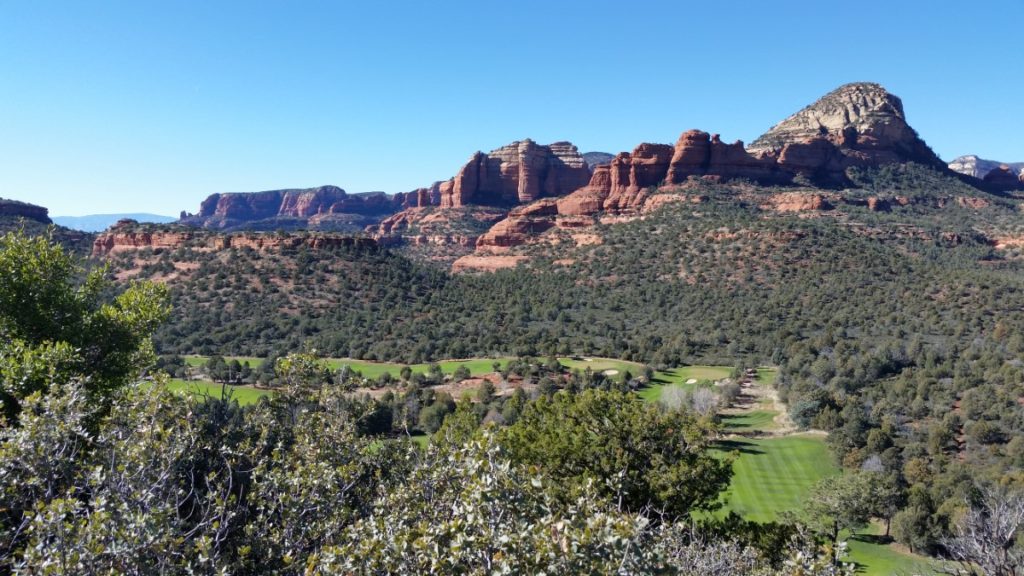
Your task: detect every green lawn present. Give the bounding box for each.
[846,523,946,575]
[183,355,514,379]
[557,357,643,374]
[714,434,838,523]
[183,355,264,367]
[721,410,778,432]
[638,365,734,402]
[166,379,272,406]
[756,367,777,385]
[327,357,515,379]
[713,433,940,575]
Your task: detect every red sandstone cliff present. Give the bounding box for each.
[440,140,591,208]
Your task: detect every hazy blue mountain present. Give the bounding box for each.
[52,213,177,232]
[582,151,614,169]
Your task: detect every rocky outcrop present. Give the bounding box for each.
[451,83,965,259]
[197,186,343,222]
[748,82,944,172]
[0,198,50,224]
[369,206,507,252]
[956,196,991,210]
[556,164,613,215]
[451,254,528,273]
[665,130,778,184]
[763,192,829,213]
[476,200,559,248]
[600,144,674,211]
[404,181,445,209]
[93,220,375,257]
[949,155,1024,180]
[440,140,591,208]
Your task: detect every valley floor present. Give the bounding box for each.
[169,355,947,574]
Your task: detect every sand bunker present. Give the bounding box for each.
[685,378,698,384]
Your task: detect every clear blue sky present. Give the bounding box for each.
[2,0,1022,216]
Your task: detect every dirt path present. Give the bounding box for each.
[720,374,826,438]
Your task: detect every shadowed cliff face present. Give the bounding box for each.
[0,198,50,224]
[949,156,1024,191]
[982,165,1024,191]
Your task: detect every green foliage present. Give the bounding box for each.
[0,230,168,422]
[500,389,733,520]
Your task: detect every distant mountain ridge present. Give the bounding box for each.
[582,152,614,169]
[948,155,1024,179]
[52,213,176,232]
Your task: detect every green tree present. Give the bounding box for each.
[0,230,168,422]
[803,472,880,554]
[500,389,732,520]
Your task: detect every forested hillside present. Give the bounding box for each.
[101,164,1024,557]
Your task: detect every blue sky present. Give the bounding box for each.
[2,0,1022,216]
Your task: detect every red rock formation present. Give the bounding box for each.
[187,185,420,230]
[956,196,991,209]
[558,132,776,216]
[475,200,559,248]
[92,221,376,257]
[451,254,528,273]
[763,192,829,213]
[440,140,591,208]
[368,206,507,250]
[866,197,889,212]
[665,131,777,184]
[92,230,197,255]
[556,168,610,216]
[775,138,843,177]
[599,144,673,211]
[200,187,345,221]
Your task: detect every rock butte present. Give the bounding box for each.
[441,140,592,208]
[183,186,423,231]
[0,199,50,224]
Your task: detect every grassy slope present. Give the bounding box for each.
[713,432,941,574]
[637,365,733,401]
[714,434,837,522]
[720,410,778,432]
[707,372,940,575]
[166,378,271,405]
